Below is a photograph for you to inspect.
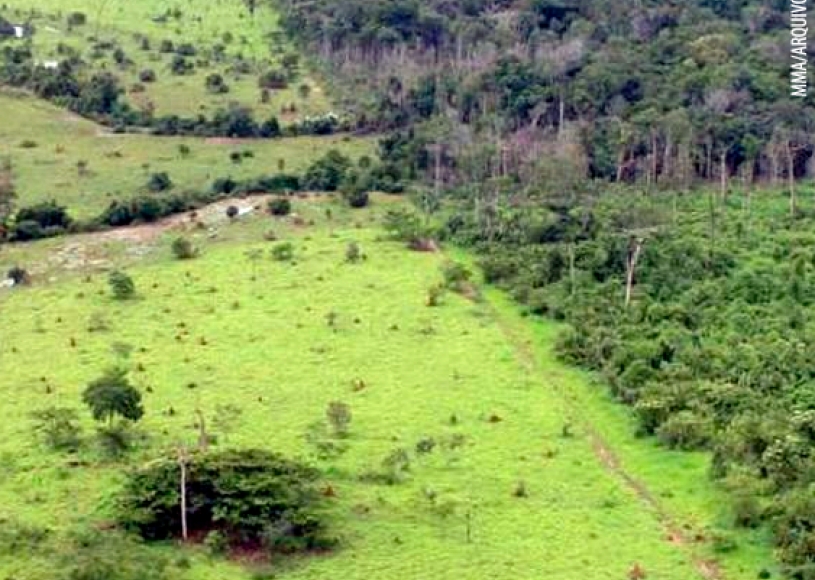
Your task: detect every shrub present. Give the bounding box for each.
[7,266,30,286]
[205,73,229,94]
[159,39,175,53]
[268,197,291,216]
[15,201,72,235]
[66,12,87,27]
[326,401,351,437]
[258,69,288,89]
[230,151,243,164]
[271,242,294,262]
[176,43,197,56]
[226,205,239,219]
[345,242,363,263]
[139,69,156,83]
[147,172,173,192]
[441,261,472,292]
[117,449,334,554]
[171,236,197,260]
[344,189,369,209]
[212,177,239,195]
[170,55,192,75]
[655,411,713,450]
[108,270,136,300]
[303,150,351,192]
[19,139,37,148]
[30,406,82,451]
[426,284,445,307]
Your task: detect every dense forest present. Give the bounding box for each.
[280,0,813,191]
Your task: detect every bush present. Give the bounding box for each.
[258,69,288,89]
[170,55,192,75]
[655,411,713,450]
[345,242,363,263]
[171,236,197,260]
[14,201,72,239]
[226,205,239,219]
[212,177,239,195]
[205,73,229,94]
[441,261,472,292]
[139,69,156,83]
[344,189,369,209]
[66,12,87,27]
[117,449,334,554]
[175,43,197,56]
[7,266,30,286]
[147,172,173,192]
[303,150,351,191]
[271,242,294,262]
[31,407,82,451]
[108,270,136,300]
[268,197,291,216]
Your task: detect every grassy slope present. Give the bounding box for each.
[0,90,374,218]
[1,0,330,118]
[0,199,775,579]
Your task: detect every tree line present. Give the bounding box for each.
[278,0,814,190]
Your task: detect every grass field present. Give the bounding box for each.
[1,0,330,119]
[0,198,776,580]
[0,90,374,218]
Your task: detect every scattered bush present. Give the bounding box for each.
[108,270,136,300]
[303,150,351,192]
[271,242,294,262]
[345,242,363,263]
[139,69,156,83]
[7,266,30,286]
[205,73,229,94]
[258,69,288,89]
[66,12,87,27]
[171,236,198,260]
[441,261,472,293]
[147,172,173,192]
[30,407,82,451]
[268,197,291,216]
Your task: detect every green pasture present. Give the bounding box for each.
[1,0,330,118]
[0,90,374,219]
[0,200,775,579]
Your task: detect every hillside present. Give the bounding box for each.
[0,0,813,579]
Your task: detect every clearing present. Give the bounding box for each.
[0,198,775,579]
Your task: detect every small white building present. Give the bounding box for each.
[13,26,24,38]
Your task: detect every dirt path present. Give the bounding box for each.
[488,305,722,580]
[25,194,274,277]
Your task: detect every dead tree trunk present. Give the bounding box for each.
[625,238,644,309]
[177,446,189,541]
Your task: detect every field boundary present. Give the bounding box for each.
[481,291,724,580]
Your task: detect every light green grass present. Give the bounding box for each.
[0,200,774,579]
[0,90,374,218]
[1,0,330,118]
